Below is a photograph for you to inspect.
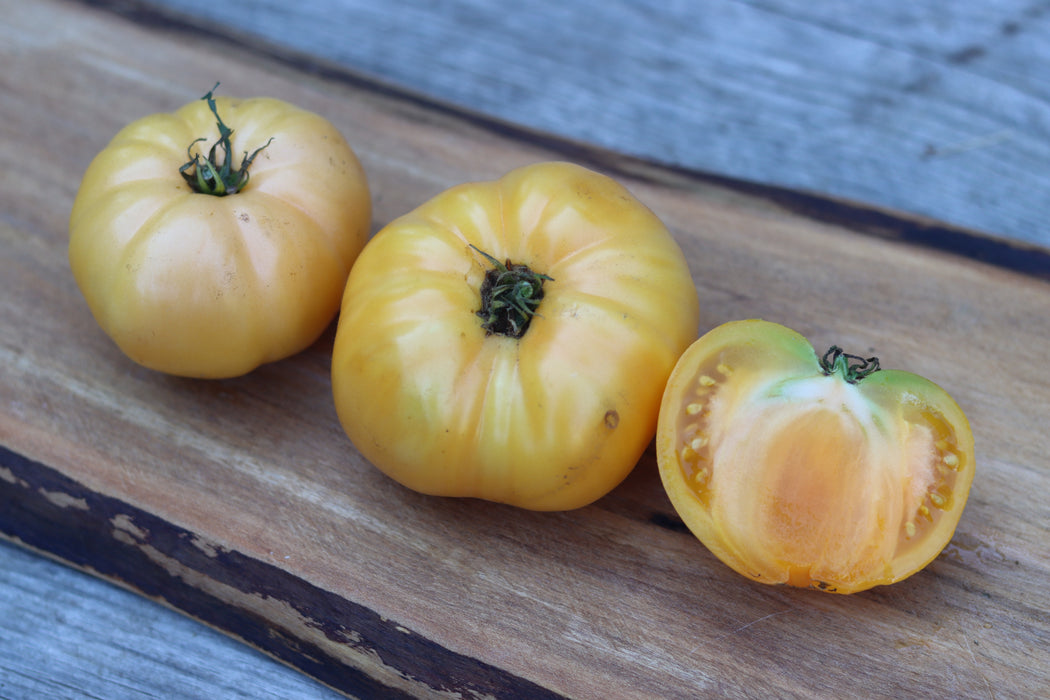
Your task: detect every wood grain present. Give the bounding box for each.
[0,536,336,699]
[3,0,1049,697]
[140,0,1050,250]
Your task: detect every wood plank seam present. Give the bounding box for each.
[0,445,565,700]
[74,0,1050,284]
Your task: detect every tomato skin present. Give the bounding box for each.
[69,94,371,378]
[331,161,700,511]
[657,319,976,593]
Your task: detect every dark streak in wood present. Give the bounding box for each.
[676,172,1050,284]
[947,45,987,64]
[0,445,565,700]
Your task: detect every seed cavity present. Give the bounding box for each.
[678,365,724,505]
[911,410,963,528]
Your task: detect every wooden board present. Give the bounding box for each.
[3,1,1049,697]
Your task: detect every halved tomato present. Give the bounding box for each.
[657,319,975,593]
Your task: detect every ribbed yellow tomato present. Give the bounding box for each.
[657,319,975,593]
[332,161,699,510]
[69,87,371,378]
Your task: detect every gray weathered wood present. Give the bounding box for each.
[141,0,1050,249]
[0,539,341,699]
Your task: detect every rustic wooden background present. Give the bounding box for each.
[132,0,1050,251]
[3,0,1049,698]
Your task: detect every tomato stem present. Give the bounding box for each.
[472,245,552,338]
[820,346,880,384]
[179,83,272,196]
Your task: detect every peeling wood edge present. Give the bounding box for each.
[73,0,1050,284]
[0,445,566,699]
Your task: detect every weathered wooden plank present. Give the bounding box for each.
[137,0,1050,249]
[0,537,339,699]
[2,0,1050,698]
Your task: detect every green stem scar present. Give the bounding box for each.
[820,346,881,384]
[472,245,553,338]
[179,83,273,196]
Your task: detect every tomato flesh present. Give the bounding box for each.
[657,319,975,593]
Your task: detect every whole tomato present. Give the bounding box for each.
[332,161,700,510]
[657,319,976,593]
[69,87,371,378]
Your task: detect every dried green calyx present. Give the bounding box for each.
[179,84,272,196]
[820,346,881,384]
[472,245,553,338]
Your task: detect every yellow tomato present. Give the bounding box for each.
[657,319,976,593]
[69,87,371,378]
[332,161,699,510]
